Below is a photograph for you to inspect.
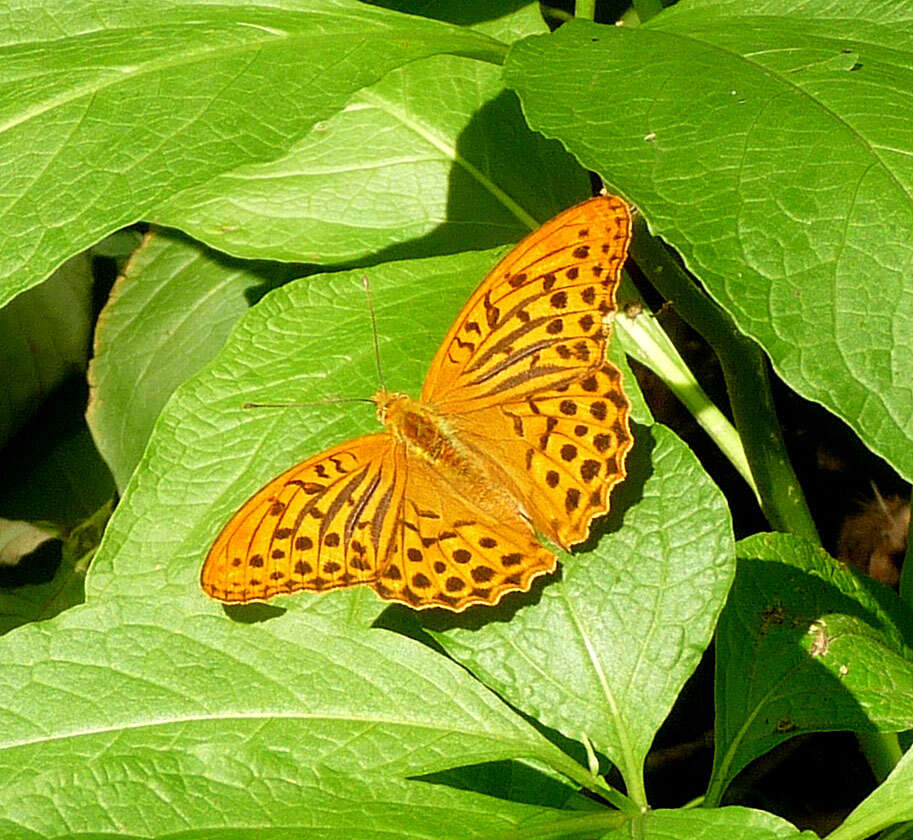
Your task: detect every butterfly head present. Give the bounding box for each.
[371,389,411,426]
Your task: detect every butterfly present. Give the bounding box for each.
[201,195,633,612]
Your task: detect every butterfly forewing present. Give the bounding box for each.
[422,195,631,412]
[202,435,404,603]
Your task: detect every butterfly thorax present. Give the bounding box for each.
[374,390,461,469]
[373,389,529,532]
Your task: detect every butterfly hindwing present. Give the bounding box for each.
[202,435,404,603]
[372,456,556,610]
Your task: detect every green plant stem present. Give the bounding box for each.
[632,0,664,22]
[575,0,597,21]
[614,276,759,501]
[540,5,574,23]
[628,216,819,543]
[899,486,913,610]
[550,752,639,815]
[857,731,903,783]
[630,216,904,794]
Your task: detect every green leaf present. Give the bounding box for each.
[155,53,589,263]
[0,601,603,838]
[503,6,913,482]
[829,741,913,840]
[0,518,59,569]
[432,423,735,805]
[83,243,649,627]
[363,0,548,43]
[0,500,111,636]
[600,806,815,839]
[0,0,503,308]
[86,229,296,491]
[0,379,115,529]
[0,252,92,447]
[710,532,913,803]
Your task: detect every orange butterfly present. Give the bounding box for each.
[202,195,633,612]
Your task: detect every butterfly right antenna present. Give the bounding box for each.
[362,274,387,394]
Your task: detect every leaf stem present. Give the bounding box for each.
[552,752,640,814]
[632,0,664,23]
[899,486,913,610]
[541,5,574,23]
[575,1,597,22]
[628,216,819,543]
[628,217,905,794]
[613,276,758,500]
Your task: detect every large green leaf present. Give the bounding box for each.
[503,3,913,481]
[0,253,92,447]
[433,422,735,804]
[81,240,731,822]
[710,532,913,803]
[80,248,522,605]
[86,229,296,491]
[0,0,503,308]
[155,53,589,264]
[829,741,913,840]
[0,601,603,839]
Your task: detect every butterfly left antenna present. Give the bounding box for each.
[242,276,385,411]
[362,274,386,393]
[242,397,374,409]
